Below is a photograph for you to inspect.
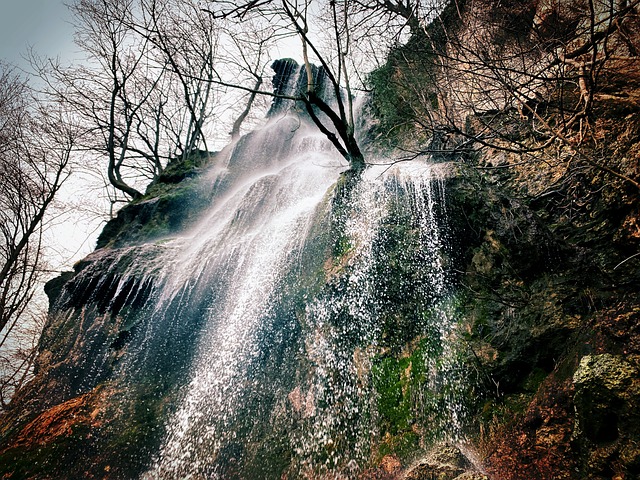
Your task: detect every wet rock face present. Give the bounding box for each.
[573,354,640,477]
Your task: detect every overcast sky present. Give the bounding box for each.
[0,0,76,68]
[0,0,302,270]
[1,1,100,268]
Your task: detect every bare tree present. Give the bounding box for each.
[138,0,276,146]
[285,0,366,169]
[367,0,640,190]
[223,18,277,140]
[43,0,161,200]
[0,63,74,408]
[350,0,442,38]
[208,0,367,170]
[137,0,221,159]
[41,0,220,204]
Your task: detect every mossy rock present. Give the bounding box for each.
[573,354,640,445]
[148,150,213,188]
[97,152,216,249]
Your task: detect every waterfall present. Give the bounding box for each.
[143,117,344,478]
[136,153,463,478]
[46,63,466,479]
[281,161,465,478]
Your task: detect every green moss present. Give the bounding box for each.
[373,356,414,434]
[371,339,435,448]
[377,431,420,460]
[147,150,213,193]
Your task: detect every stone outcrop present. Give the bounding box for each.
[404,444,489,480]
[1,0,639,478]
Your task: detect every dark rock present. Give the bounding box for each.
[43,271,75,312]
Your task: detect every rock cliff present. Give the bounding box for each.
[0,0,639,479]
[365,0,640,477]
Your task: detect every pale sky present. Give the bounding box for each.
[1,2,100,269]
[0,0,76,68]
[0,0,303,270]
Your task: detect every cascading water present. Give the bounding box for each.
[143,118,345,478]
[282,161,467,478]
[45,62,468,478]
[134,153,466,478]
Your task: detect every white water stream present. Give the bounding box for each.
[125,140,466,478]
[60,63,466,476]
[142,116,345,477]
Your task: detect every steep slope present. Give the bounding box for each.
[366,0,640,477]
[0,1,639,478]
